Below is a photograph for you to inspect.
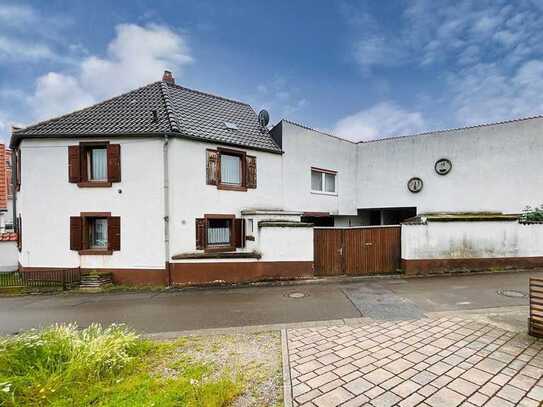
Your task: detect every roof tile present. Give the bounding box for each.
[11,81,281,153]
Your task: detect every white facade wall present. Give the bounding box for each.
[280,121,359,216]
[167,138,284,256]
[357,118,543,214]
[402,221,543,260]
[259,226,313,262]
[0,241,18,272]
[17,137,165,270]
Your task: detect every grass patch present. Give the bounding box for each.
[0,324,242,406]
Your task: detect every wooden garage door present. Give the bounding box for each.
[314,226,401,276]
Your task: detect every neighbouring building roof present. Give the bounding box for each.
[0,232,17,241]
[10,75,281,153]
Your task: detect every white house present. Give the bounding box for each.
[9,71,543,284]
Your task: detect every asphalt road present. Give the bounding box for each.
[0,270,539,335]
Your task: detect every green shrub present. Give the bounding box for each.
[0,323,149,405]
[520,205,543,222]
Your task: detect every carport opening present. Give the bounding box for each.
[358,207,417,225]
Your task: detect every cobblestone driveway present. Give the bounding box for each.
[287,318,543,407]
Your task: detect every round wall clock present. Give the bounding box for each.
[407,177,423,193]
[435,158,452,175]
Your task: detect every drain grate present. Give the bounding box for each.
[497,289,526,298]
[286,292,306,299]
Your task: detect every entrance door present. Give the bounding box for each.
[314,226,401,276]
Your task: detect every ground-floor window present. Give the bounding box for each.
[207,218,232,247]
[196,214,245,252]
[70,213,121,254]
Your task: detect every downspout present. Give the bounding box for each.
[163,134,171,286]
[11,150,17,231]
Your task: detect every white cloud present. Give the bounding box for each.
[80,24,192,99]
[450,60,543,125]
[0,36,56,61]
[0,3,72,63]
[334,102,426,142]
[29,73,95,120]
[353,37,407,72]
[28,24,192,120]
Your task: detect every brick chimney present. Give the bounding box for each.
[162,70,175,85]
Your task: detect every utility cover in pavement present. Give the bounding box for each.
[341,283,425,320]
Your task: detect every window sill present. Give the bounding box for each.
[217,184,247,192]
[311,190,338,196]
[171,251,261,260]
[77,181,112,188]
[204,245,236,253]
[79,249,113,255]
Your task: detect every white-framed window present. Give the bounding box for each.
[311,168,337,194]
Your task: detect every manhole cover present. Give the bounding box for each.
[497,289,526,298]
[287,292,306,299]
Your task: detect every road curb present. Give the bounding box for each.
[281,329,293,407]
[143,318,371,340]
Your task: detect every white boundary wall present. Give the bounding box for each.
[402,221,543,260]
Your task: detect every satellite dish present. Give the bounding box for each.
[258,110,270,127]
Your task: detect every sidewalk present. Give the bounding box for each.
[285,317,543,407]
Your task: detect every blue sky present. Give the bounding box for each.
[1,0,543,144]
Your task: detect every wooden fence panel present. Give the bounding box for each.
[0,269,81,290]
[529,277,543,338]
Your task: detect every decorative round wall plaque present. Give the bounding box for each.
[435,158,452,175]
[407,177,423,193]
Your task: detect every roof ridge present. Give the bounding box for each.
[166,82,251,107]
[159,81,181,133]
[14,81,165,135]
[358,114,543,144]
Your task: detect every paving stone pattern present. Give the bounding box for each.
[287,318,543,406]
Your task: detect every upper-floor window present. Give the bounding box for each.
[206,147,257,191]
[220,153,242,186]
[87,147,107,181]
[311,167,337,194]
[68,142,121,187]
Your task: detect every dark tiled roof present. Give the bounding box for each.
[11,81,281,153]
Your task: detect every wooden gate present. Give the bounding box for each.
[314,226,401,276]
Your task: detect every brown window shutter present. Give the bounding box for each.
[68,146,81,183]
[206,150,219,185]
[234,218,245,248]
[246,155,257,189]
[195,218,205,249]
[70,216,82,251]
[107,144,121,183]
[108,216,121,251]
[16,215,22,252]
